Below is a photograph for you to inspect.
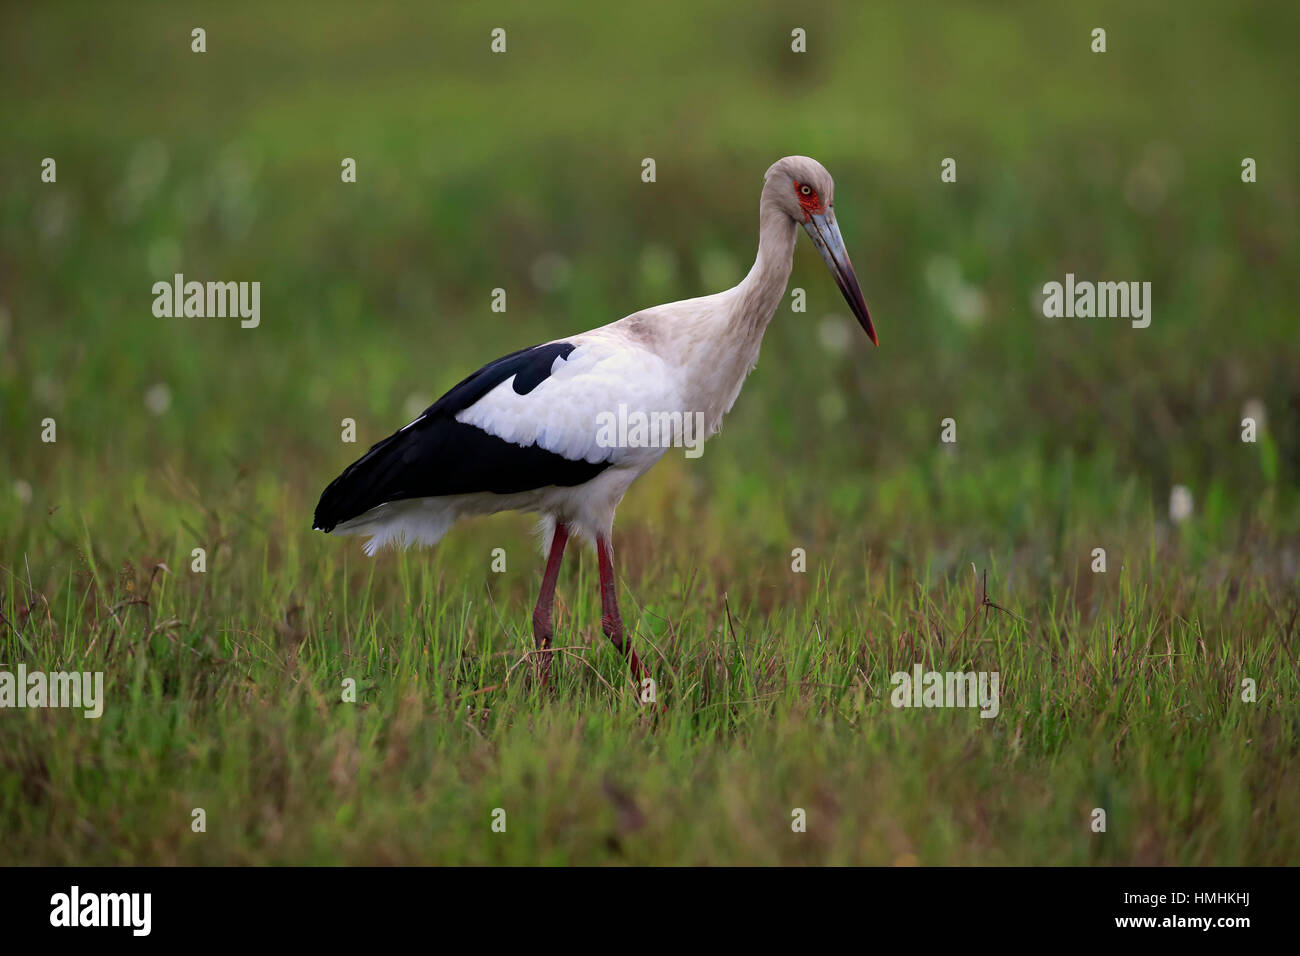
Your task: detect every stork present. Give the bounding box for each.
[313,156,877,690]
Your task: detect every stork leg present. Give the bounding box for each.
[596,536,649,687]
[532,522,569,686]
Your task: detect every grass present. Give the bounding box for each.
[4,511,1297,864]
[2,0,1298,864]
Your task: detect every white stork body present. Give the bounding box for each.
[314,156,876,686]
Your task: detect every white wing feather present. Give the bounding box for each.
[455,340,683,466]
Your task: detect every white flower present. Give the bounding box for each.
[817,315,852,354]
[144,383,172,416]
[529,252,571,292]
[925,255,985,326]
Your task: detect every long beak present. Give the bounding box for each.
[802,210,878,346]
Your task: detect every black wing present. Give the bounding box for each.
[312,342,610,533]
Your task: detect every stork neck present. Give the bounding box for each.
[731,203,798,336]
[670,202,796,434]
[633,199,799,435]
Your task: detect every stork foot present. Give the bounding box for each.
[531,615,555,689]
[530,521,569,693]
[596,535,659,707]
[603,619,658,704]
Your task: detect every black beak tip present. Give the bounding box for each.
[858,309,878,346]
[853,301,878,346]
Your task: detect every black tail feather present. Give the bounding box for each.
[312,341,610,533]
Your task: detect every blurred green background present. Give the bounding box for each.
[2,0,1297,563]
[1,1,1298,865]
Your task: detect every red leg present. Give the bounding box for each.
[532,522,569,685]
[596,536,648,685]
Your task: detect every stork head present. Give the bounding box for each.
[764,156,877,346]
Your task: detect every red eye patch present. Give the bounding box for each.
[793,181,824,219]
